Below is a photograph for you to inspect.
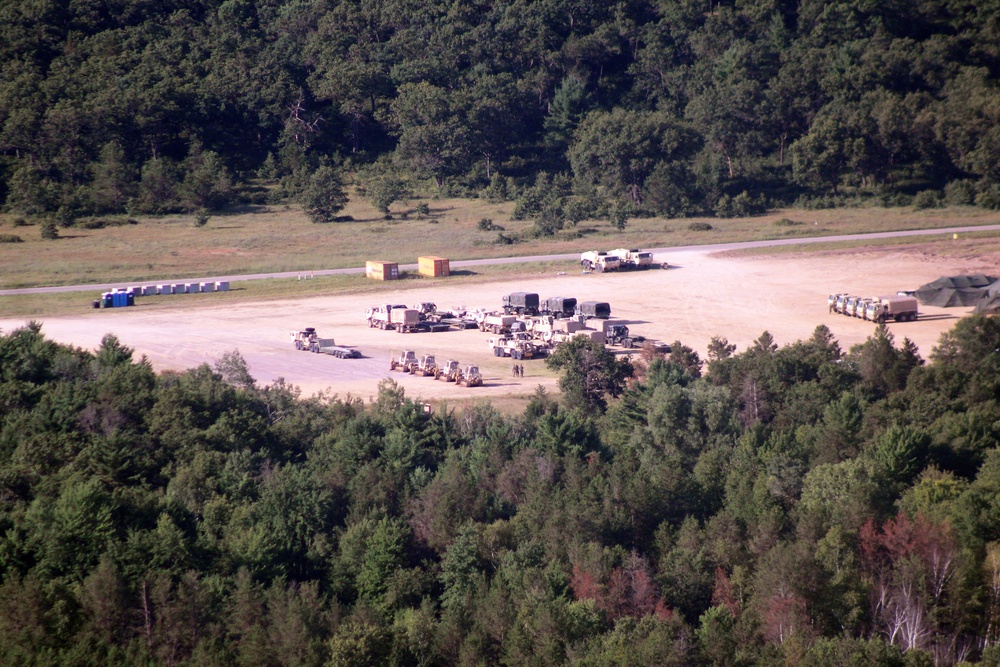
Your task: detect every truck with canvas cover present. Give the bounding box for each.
[865,296,919,323]
[580,251,621,272]
[366,304,421,332]
[576,301,612,319]
[541,296,577,318]
[502,292,540,315]
[477,312,516,334]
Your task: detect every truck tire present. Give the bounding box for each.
[493,347,502,357]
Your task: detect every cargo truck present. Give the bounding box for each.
[502,292,540,316]
[541,296,577,318]
[576,301,612,319]
[865,296,919,323]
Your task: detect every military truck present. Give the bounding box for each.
[606,324,646,348]
[541,296,577,318]
[576,301,612,319]
[865,296,919,323]
[488,335,542,360]
[502,292,540,316]
[609,248,654,270]
[366,304,421,332]
[477,312,517,334]
[580,251,621,272]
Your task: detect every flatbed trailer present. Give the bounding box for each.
[310,338,362,358]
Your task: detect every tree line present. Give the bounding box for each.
[2,0,1000,228]
[4,318,1000,665]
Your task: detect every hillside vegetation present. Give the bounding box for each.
[4,320,1000,664]
[2,0,1000,229]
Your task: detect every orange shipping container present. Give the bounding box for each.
[365,260,399,280]
[418,256,450,278]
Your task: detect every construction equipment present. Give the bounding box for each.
[606,324,646,348]
[390,350,419,373]
[576,301,612,319]
[457,365,482,387]
[502,292,540,316]
[414,354,439,376]
[580,251,621,273]
[367,304,421,332]
[435,359,462,381]
[865,296,919,323]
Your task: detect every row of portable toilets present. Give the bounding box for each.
[95,281,230,308]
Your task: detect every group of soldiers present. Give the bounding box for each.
[511,364,525,377]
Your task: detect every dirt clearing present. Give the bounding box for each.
[1,243,992,406]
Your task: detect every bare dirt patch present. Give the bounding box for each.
[3,242,995,407]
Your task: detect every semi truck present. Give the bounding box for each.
[290,328,361,358]
[609,248,654,270]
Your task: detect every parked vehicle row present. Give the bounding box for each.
[828,294,919,323]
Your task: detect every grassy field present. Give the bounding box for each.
[0,260,580,318]
[3,191,1000,292]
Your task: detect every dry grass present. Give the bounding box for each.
[0,260,579,318]
[2,194,999,291]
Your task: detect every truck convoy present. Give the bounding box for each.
[828,293,919,322]
[581,248,665,271]
[290,328,361,358]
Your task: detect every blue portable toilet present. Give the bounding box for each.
[114,291,124,307]
[102,292,114,308]
[126,291,135,306]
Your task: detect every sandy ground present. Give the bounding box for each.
[1,245,992,405]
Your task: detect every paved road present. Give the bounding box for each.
[3,224,998,296]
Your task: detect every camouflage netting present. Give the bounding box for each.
[914,275,998,307]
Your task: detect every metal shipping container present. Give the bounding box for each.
[418,256,450,277]
[366,260,399,280]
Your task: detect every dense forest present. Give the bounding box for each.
[2,0,1000,225]
[4,318,1000,665]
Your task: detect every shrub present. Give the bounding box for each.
[976,184,1000,210]
[194,210,210,227]
[40,221,59,239]
[912,190,941,210]
[773,218,803,227]
[12,217,29,227]
[0,234,24,243]
[688,222,713,231]
[944,179,976,206]
[80,219,107,229]
[415,202,430,218]
[494,232,518,245]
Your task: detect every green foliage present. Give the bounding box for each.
[39,221,59,239]
[300,166,348,224]
[0,234,23,243]
[688,222,713,232]
[3,299,1000,663]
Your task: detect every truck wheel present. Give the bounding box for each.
[493,347,502,357]
[295,340,302,350]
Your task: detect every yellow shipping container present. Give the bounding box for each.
[366,260,399,280]
[418,256,450,278]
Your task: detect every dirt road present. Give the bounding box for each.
[0,243,990,404]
